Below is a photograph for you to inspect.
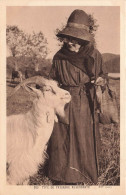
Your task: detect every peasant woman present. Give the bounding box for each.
[47,9,107,185]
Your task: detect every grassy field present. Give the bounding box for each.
[7,79,120,185]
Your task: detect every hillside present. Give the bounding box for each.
[102,53,120,73]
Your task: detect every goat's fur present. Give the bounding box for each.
[7,79,71,185]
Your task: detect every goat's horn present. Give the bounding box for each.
[8,76,46,97]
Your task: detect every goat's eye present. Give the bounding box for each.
[44,86,52,91]
[44,86,56,94]
[45,88,51,91]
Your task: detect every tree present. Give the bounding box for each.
[6,26,24,57]
[6,25,49,71]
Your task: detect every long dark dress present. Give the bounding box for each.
[47,48,105,184]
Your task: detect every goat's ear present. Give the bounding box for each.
[25,85,42,98]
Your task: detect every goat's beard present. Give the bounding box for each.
[55,105,65,118]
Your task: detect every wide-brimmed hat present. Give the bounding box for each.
[57,9,93,43]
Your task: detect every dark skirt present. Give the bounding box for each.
[47,86,101,184]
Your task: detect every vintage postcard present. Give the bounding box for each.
[0,0,125,195]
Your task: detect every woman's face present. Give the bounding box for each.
[63,37,81,53]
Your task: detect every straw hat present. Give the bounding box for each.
[57,9,93,42]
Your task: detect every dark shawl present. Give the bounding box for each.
[53,43,107,80]
[53,43,95,79]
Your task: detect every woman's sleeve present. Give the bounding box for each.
[95,50,108,80]
[48,60,58,80]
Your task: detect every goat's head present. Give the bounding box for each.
[39,79,71,117]
[10,76,71,121]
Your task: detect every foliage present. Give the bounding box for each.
[6,25,49,65]
[20,31,48,59]
[55,22,66,47]
[6,56,52,79]
[6,26,24,57]
[88,14,99,36]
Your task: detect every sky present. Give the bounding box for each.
[6,6,120,58]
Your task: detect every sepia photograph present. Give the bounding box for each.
[6,5,120,186]
[0,1,125,195]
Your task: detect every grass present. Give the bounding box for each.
[98,123,120,185]
[7,79,120,185]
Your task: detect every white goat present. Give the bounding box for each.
[7,76,71,185]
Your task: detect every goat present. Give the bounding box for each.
[7,76,71,185]
[11,70,23,83]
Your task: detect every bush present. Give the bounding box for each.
[7,56,52,78]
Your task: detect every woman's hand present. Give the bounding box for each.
[95,77,107,86]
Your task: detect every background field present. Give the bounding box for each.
[7,77,120,186]
[6,53,120,80]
